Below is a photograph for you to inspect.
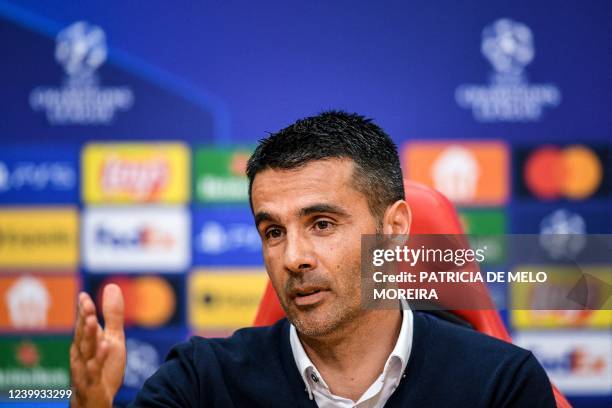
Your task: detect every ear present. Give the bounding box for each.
[382,200,411,236]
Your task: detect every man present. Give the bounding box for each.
[71,111,556,407]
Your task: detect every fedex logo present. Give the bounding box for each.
[83,207,189,272]
[515,332,611,395]
[95,225,175,250]
[538,348,607,374]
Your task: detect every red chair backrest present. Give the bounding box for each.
[252,180,571,407]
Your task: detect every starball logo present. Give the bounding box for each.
[29,21,134,125]
[124,338,160,388]
[455,18,561,122]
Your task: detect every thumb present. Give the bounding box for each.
[102,283,125,337]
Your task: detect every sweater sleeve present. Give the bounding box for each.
[490,351,556,408]
[128,339,201,408]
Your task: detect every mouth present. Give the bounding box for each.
[290,287,329,307]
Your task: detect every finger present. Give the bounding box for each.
[76,293,97,344]
[86,339,109,385]
[73,292,89,349]
[102,284,125,338]
[70,343,87,398]
[79,314,99,360]
[80,292,97,318]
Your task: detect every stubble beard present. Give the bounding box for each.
[285,288,362,337]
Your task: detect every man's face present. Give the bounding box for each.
[251,158,378,337]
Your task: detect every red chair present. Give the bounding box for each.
[253,180,571,408]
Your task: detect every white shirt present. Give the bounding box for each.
[290,301,413,408]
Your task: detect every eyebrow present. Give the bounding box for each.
[254,212,275,228]
[254,203,350,228]
[299,203,350,218]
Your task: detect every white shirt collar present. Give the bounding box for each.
[289,300,413,406]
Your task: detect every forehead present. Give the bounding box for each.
[251,158,365,215]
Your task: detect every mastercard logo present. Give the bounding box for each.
[96,276,176,327]
[523,145,603,200]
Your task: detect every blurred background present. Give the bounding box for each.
[0,0,610,406]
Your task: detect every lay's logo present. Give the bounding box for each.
[82,143,190,204]
[100,156,169,199]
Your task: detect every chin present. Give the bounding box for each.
[291,316,338,337]
[288,305,353,338]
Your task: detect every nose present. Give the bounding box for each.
[283,228,317,275]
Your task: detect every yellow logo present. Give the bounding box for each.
[189,269,268,330]
[511,266,611,328]
[0,209,78,268]
[82,143,190,203]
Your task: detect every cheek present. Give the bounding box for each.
[316,239,361,289]
[263,248,286,289]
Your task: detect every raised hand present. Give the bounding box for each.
[70,284,126,408]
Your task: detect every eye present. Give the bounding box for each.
[314,220,333,231]
[264,227,284,240]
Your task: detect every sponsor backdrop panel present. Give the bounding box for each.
[510,203,612,235]
[0,208,79,269]
[114,331,186,405]
[192,207,263,266]
[0,1,611,406]
[0,337,72,397]
[515,332,612,396]
[0,275,78,332]
[82,206,191,272]
[85,274,185,330]
[514,144,610,202]
[188,269,268,332]
[0,146,79,204]
[193,147,252,204]
[403,141,510,206]
[82,142,190,204]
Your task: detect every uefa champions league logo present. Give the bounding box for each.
[539,209,586,260]
[55,21,107,79]
[29,21,133,125]
[124,339,159,388]
[455,18,561,122]
[481,18,534,77]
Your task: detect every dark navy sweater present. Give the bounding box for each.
[130,312,556,407]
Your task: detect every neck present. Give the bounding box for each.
[298,308,402,401]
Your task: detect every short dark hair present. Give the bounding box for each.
[246,110,405,223]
